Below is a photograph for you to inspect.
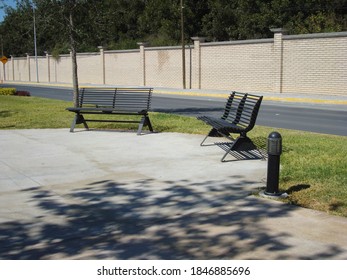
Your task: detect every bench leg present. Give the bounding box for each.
[200,128,226,146]
[220,136,263,162]
[145,116,154,132]
[70,114,89,132]
[137,115,153,135]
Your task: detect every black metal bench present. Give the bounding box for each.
[197,91,263,161]
[66,87,153,134]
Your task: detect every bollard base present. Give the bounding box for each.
[259,190,288,200]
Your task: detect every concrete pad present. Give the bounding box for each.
[0,129,346,259]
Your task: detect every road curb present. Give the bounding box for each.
[153,89,347,105]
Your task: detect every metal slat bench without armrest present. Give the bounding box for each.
[66,87,154,134]
[197,91,263,162]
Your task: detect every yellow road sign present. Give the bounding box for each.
[1,56,8,64]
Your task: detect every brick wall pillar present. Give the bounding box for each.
[10,55,14,81]
[191,37,206,89]
[98,46,105,84]
[26,53,31,82]
[137,42,148,86]
[271,28,287,93]
[45,51,51,82]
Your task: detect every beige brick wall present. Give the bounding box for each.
[200,40,274,93]
[56,55,72,84]
[104,51,141,86]
[77,53,101,84]
[12,58,28,81]
[2,31,346,96]
[145,47,187,88]
[282,35,347,95]
[50,58,57,83]
[37,57,48,82]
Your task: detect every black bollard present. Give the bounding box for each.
[265,131,282,196]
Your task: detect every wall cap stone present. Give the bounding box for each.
[284,31,347,40]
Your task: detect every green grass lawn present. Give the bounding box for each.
[1,95,346,217]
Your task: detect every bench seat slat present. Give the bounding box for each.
[66,107,148,114]
[198,116,246,132]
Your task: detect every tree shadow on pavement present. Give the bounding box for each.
[0,178,344,260]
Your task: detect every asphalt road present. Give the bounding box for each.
[3,84,347,136]
[153,95,347,136]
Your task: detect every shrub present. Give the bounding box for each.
[15,91,31,96]
[0,88,16,95]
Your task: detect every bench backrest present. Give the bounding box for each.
[78,87,153,111]
[222,91,263,133]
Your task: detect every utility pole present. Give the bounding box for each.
[180,0,186,89]
[1,36,5,82]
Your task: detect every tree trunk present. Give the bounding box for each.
[69,2,79,107]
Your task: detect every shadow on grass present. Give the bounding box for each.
[286,184,311,194]
[0,110,15,118]
[0,178,344,260]
[154,106,223,117]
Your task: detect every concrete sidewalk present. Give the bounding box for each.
[0,129,346,259]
